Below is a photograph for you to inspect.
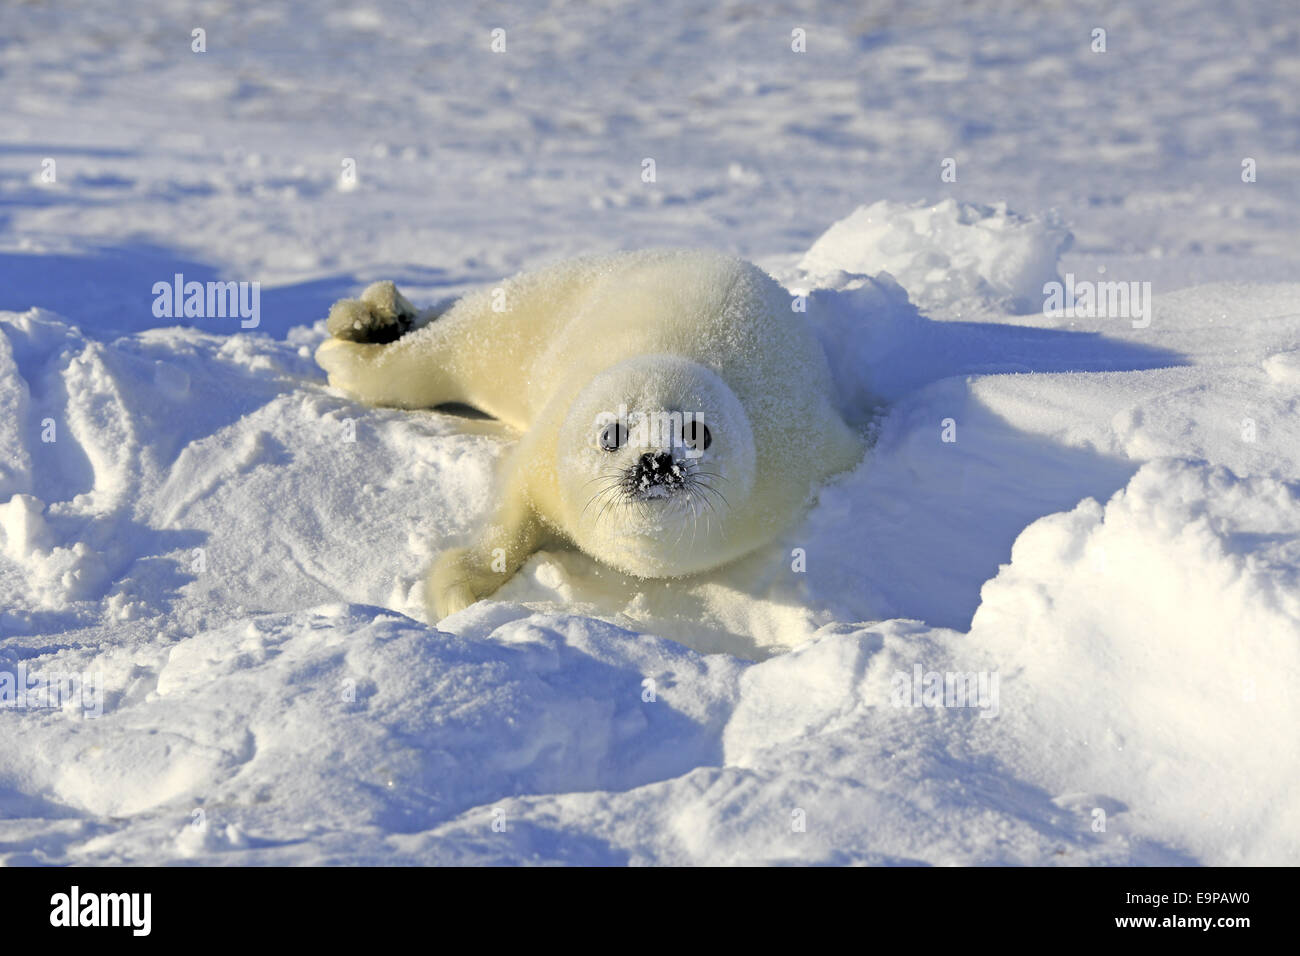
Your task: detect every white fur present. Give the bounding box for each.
[315,250,864,619]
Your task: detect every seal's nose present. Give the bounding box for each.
[634,451,680,488]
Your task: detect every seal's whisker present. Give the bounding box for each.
[684,492,700,553]
[685,493,701,550]
[695,487,727,505]
[692,479,730,510]
[595,488,623,527]
[672,496,692,551]
[583,487,612,519]
[581,485,613,523]
[697,485,720,519]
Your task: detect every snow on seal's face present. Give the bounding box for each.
[556,355,756,578]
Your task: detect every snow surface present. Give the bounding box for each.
[1,0,1298,865]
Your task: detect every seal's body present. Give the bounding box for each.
[316,250,863,618]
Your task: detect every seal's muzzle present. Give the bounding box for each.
[632,451,685,494]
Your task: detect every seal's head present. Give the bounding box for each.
[556,355,757,577]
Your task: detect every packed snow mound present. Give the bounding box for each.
[795,199,1072,316]
[0,600,1214,865]
[3,604,737,835]
[798,272,921,415]
[967,459,1300,865]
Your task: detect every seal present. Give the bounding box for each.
[316,250,864,619]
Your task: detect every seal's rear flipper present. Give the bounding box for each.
[326,280,423,344]
[317,280,466,408]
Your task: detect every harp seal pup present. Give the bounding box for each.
[316,249,864,620]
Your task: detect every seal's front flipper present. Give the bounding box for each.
[427,546,497,618]
[426,494,547,620]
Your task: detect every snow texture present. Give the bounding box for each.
[0,0,1297,865]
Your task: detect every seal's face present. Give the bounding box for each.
[594,410,708,501]
[557,356,756,577]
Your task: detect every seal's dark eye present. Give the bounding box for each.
[599,422,627,451]
[683,420,712,451]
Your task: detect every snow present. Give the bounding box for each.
[1,0,1298,865]
[795,199,1072,315]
